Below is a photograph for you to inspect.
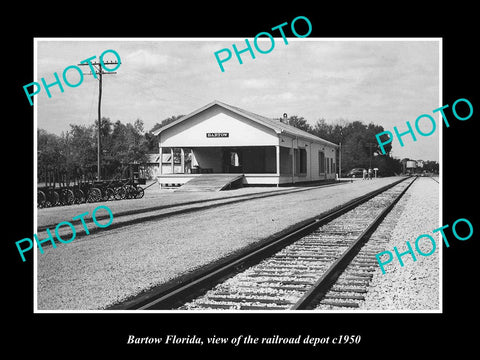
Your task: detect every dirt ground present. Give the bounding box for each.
[36,177,404,310]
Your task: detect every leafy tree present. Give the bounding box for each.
[144,115,184,152]
[287,115,401,176]
[38,129,64,167]
[101,118,148,178]
[423,160,439,173]
[142,132,158,153]
[38,118,150,183]
[67,124,97,171]
[38,129,65,185]
[286,115,312,133]
[150,115,184,134]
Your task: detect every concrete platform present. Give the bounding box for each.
[36,176,407,310]
[175,173,244,192]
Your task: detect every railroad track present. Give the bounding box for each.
[121,176,415,311]
[311,214,401,310]
[38,180,343,241]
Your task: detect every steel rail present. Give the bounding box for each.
[119,176,412,310]
[38,180,342,234]
[290,176,416,310]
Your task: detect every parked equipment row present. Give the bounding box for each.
[37,180,144,208]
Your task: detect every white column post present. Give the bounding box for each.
[276,144,280,187]
[180,148,185,174]
[309,142,312,181]
[339,143,342,179]
[159,146,163,175]
[291,137,295,184]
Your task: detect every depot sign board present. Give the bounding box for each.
[206,132,229,138]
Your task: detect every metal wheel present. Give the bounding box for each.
[106,188,115,201]
[74,189,85,203]
[101,188,109,201]
[114,186,126,200]
[61,189,75,205]
[37,190,46,208]
[47,189,60,207]
[87,187,102,203]
[135,186,144,199]
[124,185,136,199]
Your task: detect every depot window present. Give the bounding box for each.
[318,151,325,174]
[295,148,307,175]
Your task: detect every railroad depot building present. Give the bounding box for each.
[153,101,339,188]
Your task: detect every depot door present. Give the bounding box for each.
[222,148,243,173]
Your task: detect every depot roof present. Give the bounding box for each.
[153,100,339,148]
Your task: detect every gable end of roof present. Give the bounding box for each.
[152,100,338,147]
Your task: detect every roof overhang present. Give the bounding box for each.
[153,100,339,148]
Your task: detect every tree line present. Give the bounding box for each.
[283,115,401,175]
[38,114,438,183]
[284,115,439,175]
[38,118,150,184]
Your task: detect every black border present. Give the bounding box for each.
[7,5,478,355]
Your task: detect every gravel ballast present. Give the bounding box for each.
[36,177,406,310]
[360,177,440,311]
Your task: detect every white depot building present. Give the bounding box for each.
[153,100,339,188]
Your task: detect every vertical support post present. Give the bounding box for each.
[180,148,185,174]
[339,143,342,179]
[97,71,102,181]
[275,144,280,187]
[309,142,312,181]
[291,137,295,184]
[170,148,174,174]
[78,57,119,181]
[191,149,197,169]
[159,146,163,175]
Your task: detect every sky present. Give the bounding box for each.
[35,38,440,161]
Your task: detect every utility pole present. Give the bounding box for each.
[78,60,119,180]
[339,142,342,179]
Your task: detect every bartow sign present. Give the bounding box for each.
[206,133,229,138]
